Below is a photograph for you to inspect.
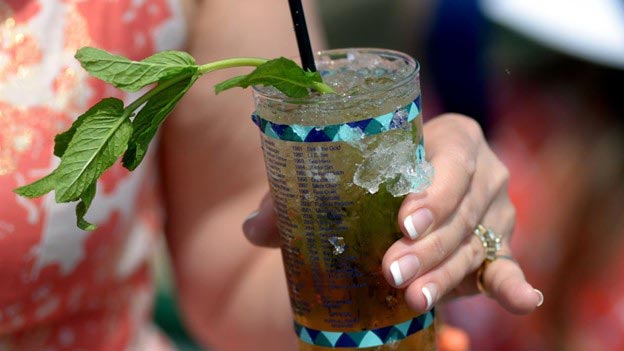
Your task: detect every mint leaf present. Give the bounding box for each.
[54,123,80,158]
[54,98,132,202]
[304,69,323,83]
[54,100,101,157]
[215,57,325,98]
[122,74,199,170]
[13,171,58,198]
[75,47,197,92]
[76,183,97,231]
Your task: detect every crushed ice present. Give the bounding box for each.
[353,132,434,197]
[328,236,346,255]
[324,172,340,183]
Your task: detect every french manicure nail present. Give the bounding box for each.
[421,283,437,310]
[403,208,433,239]
[389,255,420,286]
[534,289,544,307]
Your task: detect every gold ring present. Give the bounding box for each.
[473,224,503,294]
[473,224,502,261]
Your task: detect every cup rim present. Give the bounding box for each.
[252,48,420,105]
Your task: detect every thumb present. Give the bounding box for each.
[242,192,281,247]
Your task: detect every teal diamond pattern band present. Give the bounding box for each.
[294,309,434,348]
[252,96,421,143]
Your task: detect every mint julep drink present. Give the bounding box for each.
[253,49,435,350]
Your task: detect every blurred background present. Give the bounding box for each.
[154,0,624,350]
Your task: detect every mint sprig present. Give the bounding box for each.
[14,47,334,230]
[74,47,197,92]
[215,57,327,98]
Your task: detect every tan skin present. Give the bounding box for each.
[162,1,324,350]
[165,1,541,350]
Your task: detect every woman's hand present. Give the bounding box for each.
[380,114,542,314]
[243,114,543,315]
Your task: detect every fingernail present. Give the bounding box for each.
[243,211,260,238]
[403,208,433,239]
[421,283,437,310]
[244,211,260,224]
[534,289,544,307]
[389,255,420,286]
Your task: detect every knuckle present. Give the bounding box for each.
[506,200,517,221]
[449,148,478,178]
[499,164,511,186]
[468,237,486,271]
[503,202,517,237]
[458,202,480,236]
[455,116,484,144]
[436,114,484,148]
[433,113,485,151]
[491,159,511,191]
[438,265,456,291]
[428,234,447,263]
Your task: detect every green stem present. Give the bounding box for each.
[312,81,335,94]
[198,57,268,74]
[127,58,335,113]
[125,75,187,112]
[126,58,270,113]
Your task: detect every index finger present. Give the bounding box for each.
[398,114,484,239]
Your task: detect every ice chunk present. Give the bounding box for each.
[390,109,411,130]
[386,161,434,196]
[353,132,434,197]
[328,236,346,255]
[337,124,365,144]
[325,172,340,183]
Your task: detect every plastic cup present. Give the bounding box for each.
[252,48,436,351]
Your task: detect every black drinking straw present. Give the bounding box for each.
[288,0,317,72]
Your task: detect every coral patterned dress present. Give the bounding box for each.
[0,1,186,349]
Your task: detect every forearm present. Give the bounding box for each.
[217,252,296,350]
[187,249,295,351]
[166,186,295,351]
[162,0,324,348]
[161,94,295,349]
